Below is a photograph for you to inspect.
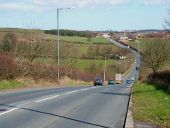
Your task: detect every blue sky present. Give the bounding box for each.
[0,0,170,31]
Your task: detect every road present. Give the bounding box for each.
[0,83,133,128]
[0,39,139,128]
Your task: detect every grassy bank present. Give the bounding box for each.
[0,80,25,90]
[132,82,170,128]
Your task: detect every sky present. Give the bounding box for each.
[0,0,170,31]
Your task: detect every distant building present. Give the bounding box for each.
[102,33,111,38]
[119,36,129,43]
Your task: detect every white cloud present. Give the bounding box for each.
[144,0,170,5]
[0,0,127,12]
[0,2,44,12]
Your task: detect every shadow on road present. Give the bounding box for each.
[100,92,130,96]
[0,104,111,128]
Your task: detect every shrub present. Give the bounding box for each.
[0,53,16,79]
[1,33,17,53]
[16,61,93,82]
[147,70,170,91]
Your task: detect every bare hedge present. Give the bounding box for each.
[0,53,17,79]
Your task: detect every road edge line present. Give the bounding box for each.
[124,87,134,128]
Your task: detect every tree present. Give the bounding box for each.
[1,33,17,53]
[17,29,45,62]
[143,39,170,75]
[87,33,93,43]
[60,43,79,67]
[164,10,170,31]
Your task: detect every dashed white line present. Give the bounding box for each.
[80,88,90,91]
[65,90,79,95]
[0,108,18,116]
[35,95,60,103]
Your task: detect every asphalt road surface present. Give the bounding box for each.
[0,83,132,128]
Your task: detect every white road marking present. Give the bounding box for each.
[65,90,79,95]
[80,88,90,91]
[91,87,97,89]
[35,95,60,103]
[0,108,18,116]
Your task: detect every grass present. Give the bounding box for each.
[0,80,25,90]
[45,34,110,44]
[132,82,170,128]
[73,59,116,70]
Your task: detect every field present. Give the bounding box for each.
[45,34,110,44]
[132,82,170,128]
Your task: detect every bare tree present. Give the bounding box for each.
[60,43,79,67]
[1,33,17,53]
[164,10,170,31]
[87,33,93,43]
[17,29,45,62]
[143,39,170,75]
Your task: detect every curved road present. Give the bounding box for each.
[0,39,139,128]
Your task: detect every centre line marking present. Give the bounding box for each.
[35,95,60,103]
[0,108,18,116]
[80,88,89,91]
[65,90,79,95]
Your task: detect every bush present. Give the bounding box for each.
[16,61,93,82]
[0,53,16,79]
[147,70,170,91]
[16,61,57,80]
[1,33,17,53]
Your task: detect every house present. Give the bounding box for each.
[119,36,129,43]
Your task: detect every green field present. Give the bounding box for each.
[73,59,116,70]
[34,58,116,70]
[45,34,110,44]
[133,82,170,128]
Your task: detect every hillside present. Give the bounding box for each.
[0,28,134,86]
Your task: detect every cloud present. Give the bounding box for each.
[0,0,127,12]
[0,1,43,12]
[144,0,170,5]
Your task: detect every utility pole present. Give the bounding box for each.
[57,8,60,84]
[57,8,71,84]
[137,40,140,68]
[104,55,106,83]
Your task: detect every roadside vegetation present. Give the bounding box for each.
[132,13,170,127]
[132,82,170,128]
[0,28,133,90]
[0,80,25,90]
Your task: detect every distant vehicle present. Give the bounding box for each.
[108,80,115,86]
[115,74,122,84]
[136,67,139,70]
[94,78,103,86]
[116,81,122,84]
[126,79,131,84]
[131,77,135,81]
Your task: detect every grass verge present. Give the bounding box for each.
[0,80,25,90]
[132,82,170,128]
